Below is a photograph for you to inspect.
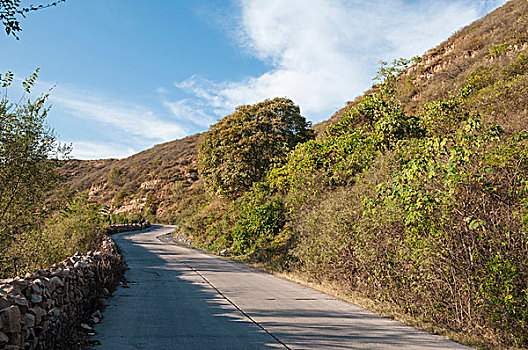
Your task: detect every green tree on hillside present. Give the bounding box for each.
[198,97,314,198]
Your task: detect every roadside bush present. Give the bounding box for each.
[0,70,73,277]
[231,184,287,260]
[358,116,528,346]
[2,195,105,277]
[0,70,64,249]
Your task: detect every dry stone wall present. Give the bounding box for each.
[105,221,151,235]
[0,237,126,350]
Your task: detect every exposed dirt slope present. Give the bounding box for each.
[320,0,528,132]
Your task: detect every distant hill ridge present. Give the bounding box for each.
[61,133,203,222]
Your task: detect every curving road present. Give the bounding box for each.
[94,225,471,350]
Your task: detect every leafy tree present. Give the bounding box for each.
[0,0,65,39]
[0,69,69,250]
[198,97,314,198]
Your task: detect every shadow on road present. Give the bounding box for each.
[94,226,283,349]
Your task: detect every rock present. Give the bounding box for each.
[26,326,36,339]
[74,261,88,269]
[48,308,60,318]
[11,279,29,292]
[50,268,63,278]
[0,284,21,296]
[39,299,51,309]
[0,331,9,345]
[30,294,42,304]
[13,296,28,313]
[28,306,45,325]
[8,332,20,348]
[0,295,10,310]
[0,305,21,333]
[50,276,64,287]
[29,283,42,295]
[33,326,43,336]
[31,280,46,295]
[20,313,35,328]
[37,270,50,278]
[48,276,64,293]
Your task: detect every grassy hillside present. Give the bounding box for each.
[64,1,528,348]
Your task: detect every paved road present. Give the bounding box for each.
[94,225,471,350]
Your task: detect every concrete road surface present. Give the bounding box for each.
[94,225,471,350]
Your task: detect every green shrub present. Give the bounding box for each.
[487,43,511,57]
[363,116,528,345]
[231,185,286,259]
[1,195,104,277]
[503,52,528,77]
[108,166,124,186]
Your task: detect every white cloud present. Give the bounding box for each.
[66,140,136,160]
[172,0,507,123]
[50,85,188,141]
[163,99,217,128]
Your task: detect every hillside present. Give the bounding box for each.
[62,133,204,222]
[320,0,528,131]
[67,0,527,223]
[62,1,528,348]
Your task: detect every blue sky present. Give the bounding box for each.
[0,0,506,159]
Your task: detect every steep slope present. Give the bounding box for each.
[323,0,528,132]
[170,1,528,347]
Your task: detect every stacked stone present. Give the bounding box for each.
[0,237,125,350]
[105,220,151,235]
